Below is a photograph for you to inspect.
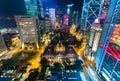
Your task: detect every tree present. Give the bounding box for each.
[54,62,62,70]
[40,58,49,67]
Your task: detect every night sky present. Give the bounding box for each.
[0,0,83,16]
[0,0,26,16]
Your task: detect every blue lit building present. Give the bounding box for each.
[66,4,73,15]
[80,0,104,30]
[66,4,73,26]
[95,0,120,80]
[72,11,80,25]
[24,0,38,16]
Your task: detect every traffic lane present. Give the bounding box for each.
[0,45,21,60]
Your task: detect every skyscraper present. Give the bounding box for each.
[15,16,39,50]
[87,18,102,60]
[100,0,110,20]
[95,0,120,80]
[66,4,73,15]
[49,8,56,30]
[72,11,80,25]
[55,6,61,29]
[24,0,38,16]
[81,0,104,30]
[0,33,7,56]
[66,4,73,26]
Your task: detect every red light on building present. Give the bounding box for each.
[63,14,69,25]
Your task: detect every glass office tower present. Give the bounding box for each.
[95,0,120,80]
[80,0,104,30]
[24,0,38,16]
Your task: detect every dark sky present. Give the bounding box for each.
[0,0,26,16]
[42,0,83,12]
[0,0,83,16]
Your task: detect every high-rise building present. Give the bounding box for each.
[55,6,61,29]
[100,0,110,20]
[66,4,73,15]
[24,0,38,16]
[36,0,44,19]
[0,33,7,56]
[49,8,56,30]
[63,14,69,25]
[15,16,39,50]
[80,0,104,30]
[111,24,120,46]
[66,4,73,26]
[87,18,102,60]
[72,11,80,25]
[95,0,120,80]
[24,0,45,36]
[44,19,51,33]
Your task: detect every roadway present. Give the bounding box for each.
[0,45,22,61]
[20,34,50,81]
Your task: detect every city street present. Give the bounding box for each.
[0,45,21,61]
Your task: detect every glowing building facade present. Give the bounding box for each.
[49,8,56,30]
[95,0,120,80]
[15,16,39,50]
[111,24,120,46]
[100,0,110,20]
[24,0,38,16]
[72,11,80,25]
[81,0,104,30]
[87,19,102,60]
[63,14,69,25]
[66,4,73,15]
[0,33,7,56]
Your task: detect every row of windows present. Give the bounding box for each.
[101,53,120,80]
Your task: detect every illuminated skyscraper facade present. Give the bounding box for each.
[95,0,120,80]
[100,0,110,20]
[72,11,80,25]
[81,0,104,30]
[55,7,61,29]
[15,16,39,50]
[24,0,38,16]
[87,19,102,60]
[49,8,56,30]
[0,33,7,56]
[66,4,73,15]
[24,0,45,36]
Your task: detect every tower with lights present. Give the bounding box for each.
[24,0,45,36]
[94,0,120,80]
[87,18,102,61]
[49,8,56,30]
[66,4,73,26]
[66,4,73,15]
[24,0,38,16]
[81,0,104,31]
[15,16,39,50]
[55,6,61,30]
